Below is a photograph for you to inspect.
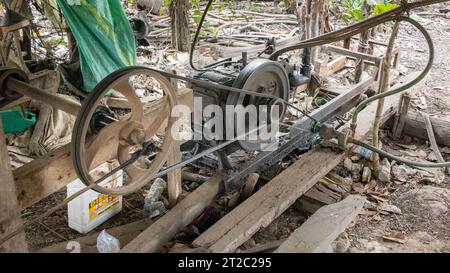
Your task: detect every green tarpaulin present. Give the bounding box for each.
[56,0,137,92]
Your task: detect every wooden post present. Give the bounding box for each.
[392,93,411,140]
[0,119,28,253]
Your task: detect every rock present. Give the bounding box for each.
[351,155,362,162]
[351,163,363,173]
[352,183,365,194]
[344,158,353,171]
[377,158,391,183]
[242,238,257,249]
[349,247,364,253]
[379,203,402,215]
[427,152,438,162]
[392,164,416,182]
[415,186,450,216]
[403,136,413,144]
[366,241,389,253]
[334,238,351,253]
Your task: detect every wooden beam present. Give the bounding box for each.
[275,195,366,253]
[37,219,154,253]
[326,45,382,66]
[192,149,345,253]
[121,175,223,253]
[0,119,28,253]
[14,88,194,210]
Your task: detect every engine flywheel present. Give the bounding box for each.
[226,59,290,151]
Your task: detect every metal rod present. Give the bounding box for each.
[7,78,81,116]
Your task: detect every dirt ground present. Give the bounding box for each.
[337,7,450,253]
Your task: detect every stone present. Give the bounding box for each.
[366,241,389,253]
[344,158,353,171]
[377,158,391,183]
[351,163,363,173]
[415,186,450,216]
[392,164,416,182]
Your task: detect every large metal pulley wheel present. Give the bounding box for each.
[226,59,289,151]
[71,67,177,195]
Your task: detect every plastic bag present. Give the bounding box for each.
[56,0,137,92]
[96,230,120,253]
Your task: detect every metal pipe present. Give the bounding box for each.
[7,78,81,116]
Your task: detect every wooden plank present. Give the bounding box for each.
[325,45,381,65]
[192,149,345,253]
[121,175,223,253]
[167,141,182,207]
[0,119,28,253]
[326,56,347,76]
[275,195,366,253]
[14,88,194,210]
[37,219,154,253]
[219,36,301,58]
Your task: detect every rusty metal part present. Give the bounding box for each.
[226,59,289,151]
[71,67,177,195]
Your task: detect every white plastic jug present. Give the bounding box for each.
[67,162,123,234]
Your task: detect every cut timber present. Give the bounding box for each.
[14,88,194,210]
[401,110,450,147]
[0,120,28,253]
[121,175,223,253]
[37,219,154,253]
[326,56,347,77]
[192,71,409,253]
[275,195,366,253]
[192,149,345,253]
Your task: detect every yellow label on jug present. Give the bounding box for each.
[89,194,120,222]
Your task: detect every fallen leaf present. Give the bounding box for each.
[441,147,450,154]
[382,233,407,244]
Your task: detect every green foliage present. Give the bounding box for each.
[48,36,68,46]
[373,2,399,14]
[339,0,400,24]
[341,0,366,23]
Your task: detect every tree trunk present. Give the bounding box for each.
[355,2,371,83]
[170,0,191,52]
